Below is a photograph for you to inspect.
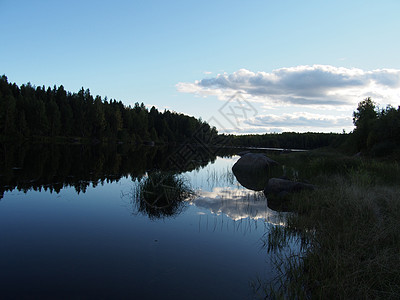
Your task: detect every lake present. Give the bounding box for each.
[0,143,289,299]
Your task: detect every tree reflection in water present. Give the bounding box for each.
[0,142,215,200]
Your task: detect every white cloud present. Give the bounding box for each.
[178,65,400,133]
[177,65,400,108]
[245,112,352,131]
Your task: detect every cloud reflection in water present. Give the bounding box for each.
[190,186,286,226]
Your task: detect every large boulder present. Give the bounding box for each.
[233,153,278,172]
[237,150,250,156]
[232,153,279,191]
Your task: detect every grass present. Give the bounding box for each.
[206,166,236,188]
[134,171,194,219]
[263,151,400,299]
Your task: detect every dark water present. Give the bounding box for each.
[0,143,286,299]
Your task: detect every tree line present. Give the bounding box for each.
[223,98,400,155]
[219,131,347,150]
[0,75,348,149]
[2,75,398,154]
[351,97,400,156]
[0,75,217,144]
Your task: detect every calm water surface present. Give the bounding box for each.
[0,144,286,299]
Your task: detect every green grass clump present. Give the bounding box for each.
[265,152,400,299]
[134,171,194,219]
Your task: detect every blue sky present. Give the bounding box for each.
[1,0,400,133]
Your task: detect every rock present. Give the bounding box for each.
[233,153,278,172]
[264,178,316,196]
[232,168,270,191]
[232,153,279,191]
[237,150,250,156]
[264,178,316,211]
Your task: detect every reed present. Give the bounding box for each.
[264,152,400,299]
[134,171,194,219]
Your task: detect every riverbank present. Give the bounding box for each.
[265,150,400,299]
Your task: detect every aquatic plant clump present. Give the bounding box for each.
[134,171,194,219]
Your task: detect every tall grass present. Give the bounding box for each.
[133,171,194,219]
[264,152,400,299]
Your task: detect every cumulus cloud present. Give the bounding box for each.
[245,112,352,129]
[212,117,353,134]
[177,65,400,107]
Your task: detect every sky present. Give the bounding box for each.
[1,0,400,134]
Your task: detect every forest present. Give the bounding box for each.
[1,75,399,155]
[0,75,218,144]
[220,131,347,150]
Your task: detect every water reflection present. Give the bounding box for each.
[0,142,222,199]
[0,143,287,299]
[231,168,270,191]
[0,142,287,221]
[192,187,285,226]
